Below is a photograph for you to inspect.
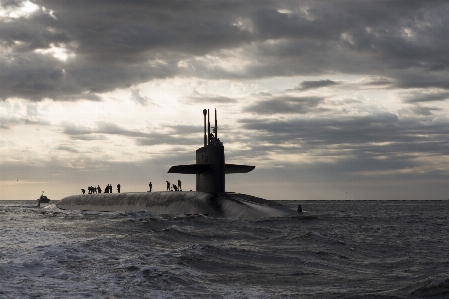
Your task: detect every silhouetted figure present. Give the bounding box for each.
[149,182,152,192]
[297,204,302,213]
[88,186,91,194]
[166,181,170,191]
[104,185,108,193]
[117,184,121,193]
[178,179,182,191]
[81,189,85,194]
[97,185,102,193]
[173,184,178,191]
[37,197,40,207]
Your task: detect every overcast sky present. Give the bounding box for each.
[1,0,448,200]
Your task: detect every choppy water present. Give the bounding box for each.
[1,200,448,298]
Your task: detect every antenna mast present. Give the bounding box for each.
[203,109,207,146]
[214,108,218,141]
[207,109,210,145]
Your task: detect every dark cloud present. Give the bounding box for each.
[57,145,79,153]
[134,124,201,147]
[62,121,149,138]
[69,134,107,141]
[244,2,449,87]
[0,0,22,8]
[62,122,95,136]
[96,122,147,137]
[365,77,393,86]
[168,124,203,136]
[244,96,327,115]
[61,121,201,146]
[187,91,237,104]
[405,91,449,103]
[328,98,362,106]
[294,80,338,91]
[251,91,272,97]
[238,112,449,171]
[1,1,449,101]
[391,71,449,90]
[0,115,49,129]
[1,0,254,101]
[410,105,442,116]
[135,135,197,147]
[23,117,49,125]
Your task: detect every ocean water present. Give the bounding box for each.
[0,200,448,299]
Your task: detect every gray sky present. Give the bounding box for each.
[1,0,448,200]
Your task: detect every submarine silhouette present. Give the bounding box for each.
[57,109,296,219]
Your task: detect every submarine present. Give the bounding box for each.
[57,109,298,219]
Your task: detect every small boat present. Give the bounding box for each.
[37,191,50,203]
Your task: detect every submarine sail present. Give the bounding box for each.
[168,108,255,193]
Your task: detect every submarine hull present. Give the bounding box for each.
[38,197,50,203]
[56,191,295,220]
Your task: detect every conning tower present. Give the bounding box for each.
[168,109,255,193]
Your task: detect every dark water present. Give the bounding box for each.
[1,200,448,298]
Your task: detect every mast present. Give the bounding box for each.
[203,109,207,147]
[207,109,210,145]
[214,108,218,142]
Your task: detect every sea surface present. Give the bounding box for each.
[0,200,448,298]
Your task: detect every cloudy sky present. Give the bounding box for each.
[1,0,448,200]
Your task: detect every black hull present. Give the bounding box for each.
[38,196,50,203]
[56,191,295,220]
